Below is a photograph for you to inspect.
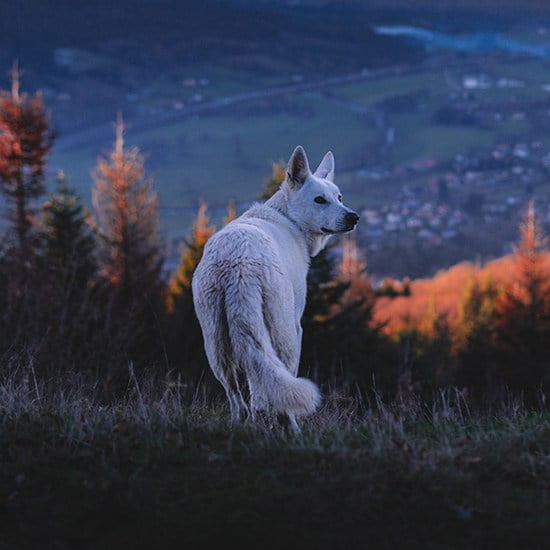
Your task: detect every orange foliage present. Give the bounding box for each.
[335,234,374,310]
[92,114,160,289]
[374,254,550,335]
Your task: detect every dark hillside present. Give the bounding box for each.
[0,1,421,80]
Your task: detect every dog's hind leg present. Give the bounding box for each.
[276,412,301,433]
[207,350,248,426]
[222,370,249,425]
[208,347,249,425]
[195,292,249,425]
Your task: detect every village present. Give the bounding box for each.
[357,137,550,276]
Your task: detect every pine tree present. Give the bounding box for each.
[337,233,373,306]
[168,201,215,312]
[42,170,97,284]
[0,62,55,252]
[412,297,452,392]
[92,114,163,296]
[319,234,388,389]
[166,201,224,376]
[301,240,380,387]
[259,159,286,200]
[493,201,550,394]
[453,274,500,394]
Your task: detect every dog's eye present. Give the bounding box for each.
[337,194,343,203]
[314,196,327,204]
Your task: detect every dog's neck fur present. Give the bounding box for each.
[263,185,331,258]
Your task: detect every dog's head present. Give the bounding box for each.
[283,145,359,236]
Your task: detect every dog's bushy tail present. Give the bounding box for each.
[225,281,321,417]
[247,354,321,416]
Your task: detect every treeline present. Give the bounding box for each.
[372,204,550,404]
[1,71,549,405]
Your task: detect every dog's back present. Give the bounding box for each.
[192,205,321,425]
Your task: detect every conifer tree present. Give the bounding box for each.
[92,114,163,295]
[167,201,229,375]
[453,274,500,394]
[0,62,55,251]
[412,297,452,391]
[309,233,387,388]
[259,159,286,200]
[167,201,215,312]
[90,114,166,377]
[493,201,550,393]
[42,171,96,284]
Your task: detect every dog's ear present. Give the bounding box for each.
[314,151,335,182]
[286,145,310,189]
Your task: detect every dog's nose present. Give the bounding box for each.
[345,212,359,225]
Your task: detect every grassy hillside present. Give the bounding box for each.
[2,369,550,549]
[47,52,550,229]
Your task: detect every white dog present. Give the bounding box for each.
[192,146,359,430]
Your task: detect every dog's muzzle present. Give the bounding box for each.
[344,211,359,231]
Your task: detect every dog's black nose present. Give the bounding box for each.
[345,212,359,225]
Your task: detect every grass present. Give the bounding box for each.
[331,72,449,106]
[1,365,550,549]
[389,112,495,163]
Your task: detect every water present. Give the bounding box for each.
[374,25,550,59]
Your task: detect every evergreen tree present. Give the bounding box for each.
[92,114,163,296]
[453,274,500,395]
[168,201,215,311]
[259,159,286,201]
[399,297,450,394]
[0,62,55,252]
[314,234,389,390]
[167,202,230,376]
[301,240,381,388]
[42,170,97,284]
[90,114,165,377]
[493,201,550,394]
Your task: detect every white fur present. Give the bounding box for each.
[192,146,358,430]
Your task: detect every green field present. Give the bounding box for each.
[332,72,449,105]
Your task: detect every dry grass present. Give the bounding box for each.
[1,361,550,549]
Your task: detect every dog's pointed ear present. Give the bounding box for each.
[314,151,335,182]
[286,145,310,190]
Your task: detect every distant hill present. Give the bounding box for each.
[225,0,550,13]
[0,1,419,81]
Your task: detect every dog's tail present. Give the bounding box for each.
[225,280,321,417]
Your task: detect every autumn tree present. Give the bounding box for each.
[90,114,165,380]
[92,114,163,296]
[259,159,286,200]
[493,201,550,395]
[168,201,215,312]
[0,62,55,253]
[311,233,390,390]
[166,202,235,375]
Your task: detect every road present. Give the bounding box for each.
[54,62,431,153]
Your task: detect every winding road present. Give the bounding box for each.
[54,62,429,153]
